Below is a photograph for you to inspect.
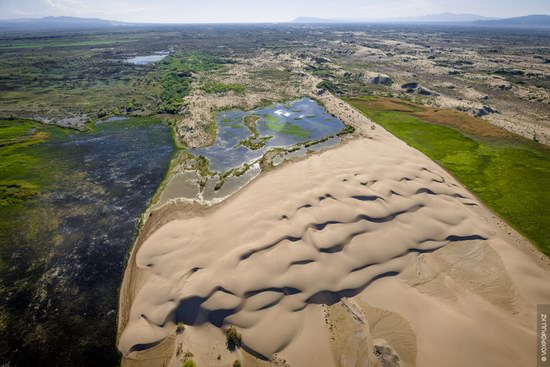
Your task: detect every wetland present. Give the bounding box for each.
[0,118,173,365]
[159,98,349,204]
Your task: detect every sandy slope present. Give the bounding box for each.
[118,119,550,366]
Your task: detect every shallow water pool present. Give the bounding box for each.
[190,98,345,173]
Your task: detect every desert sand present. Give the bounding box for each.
[118,106,550,366]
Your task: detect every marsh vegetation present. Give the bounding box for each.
[0,117,173,365]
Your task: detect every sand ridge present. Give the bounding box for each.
[118,93,550,366]
[114,125,550,366]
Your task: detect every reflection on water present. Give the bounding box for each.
[272,136,342,166]
[95,116,127,126]
[160,98,347,204]
[190,98,344,173]
[0,119,173,365]
[125,52,169,65]
[202,164,261,202]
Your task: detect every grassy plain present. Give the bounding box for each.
[346,96,550,255]
[0,119,68,206]
[0,32,229,121]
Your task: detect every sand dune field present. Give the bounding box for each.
[118,116,550,367]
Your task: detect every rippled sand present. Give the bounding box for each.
[119,130,550,366]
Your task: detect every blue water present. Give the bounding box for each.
[190,98,345,172]
[126,52,169,65]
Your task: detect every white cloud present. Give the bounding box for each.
[45,0,87,13]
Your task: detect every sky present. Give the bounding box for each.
[0,0,549,23]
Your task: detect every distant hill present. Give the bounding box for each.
[292,13,550,28]
[398,13,496,22]
[293,13,496,24]
[473,15,550,28]
[0,16,133,31]
[293,17,341,24]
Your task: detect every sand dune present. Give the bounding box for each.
[118,126,550,366]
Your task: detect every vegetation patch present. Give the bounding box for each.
[156,51,226,113]
[214,163,252,191]
[238,115,273,150]
[0,116,173,366]
[239,135,273,150]
[203,81,245,94]
[0,35,228,123]
[263,114,278,123]
[265,120,311,139]
[226,325,242,351]
[243,115,260,134]
[0,119,63,206]
[0,38,135,49]
[337,124,356,137]
[345,96,550,255]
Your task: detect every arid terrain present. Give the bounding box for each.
[1,22,549,367]
[114,25,550,367]
[118,95,550,367]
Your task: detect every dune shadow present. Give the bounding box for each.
[306,271,401,305]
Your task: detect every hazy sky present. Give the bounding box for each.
[0,0,549,23]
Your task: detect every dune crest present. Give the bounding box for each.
[117,134,549,366]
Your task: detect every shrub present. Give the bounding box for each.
[176,322,185,334]
[182,360,196,367]
[183,351,194,359]
[225,326,242,351]
[233,361,242,367]
[203,81,245,94]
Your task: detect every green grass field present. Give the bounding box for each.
[345,96,550,256]
[0,119,68,207]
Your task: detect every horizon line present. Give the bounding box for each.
[1,12,549,25]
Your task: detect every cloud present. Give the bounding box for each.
[13,9,35,16]
[45,0,87,13]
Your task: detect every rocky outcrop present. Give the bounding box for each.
[401,82,439,96]
[476,105,500,117]
[373,341,402,367]
[365,72,393,85]
[401,82,419,92]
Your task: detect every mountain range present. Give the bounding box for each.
[0,16,132,31]
[292,13,550,28]
[0,14,549,31]
[293,13,496,24]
